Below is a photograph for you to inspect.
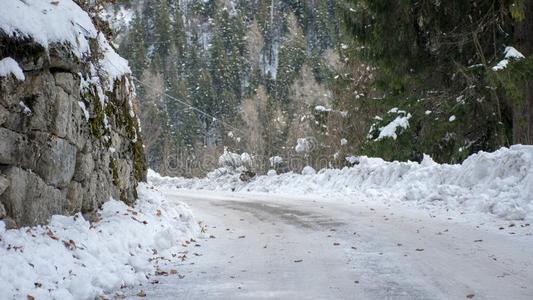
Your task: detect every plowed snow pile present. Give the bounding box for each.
[151,145,533,222]
[0,185,199,299]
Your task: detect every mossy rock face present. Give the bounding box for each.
[83,75,147,199]
[0,11,148,227]
[89,95,106,138]
[133,140,147,182]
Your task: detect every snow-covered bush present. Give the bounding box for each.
[218,148,253,170]
[295,138,312,153]
[269,156,284,167]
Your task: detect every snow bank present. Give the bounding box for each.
[301,166,317,175]
[151,146,533,222]
[0,57,25,81]
[0,184,199,300]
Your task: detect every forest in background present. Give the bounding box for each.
[103,0,532,176]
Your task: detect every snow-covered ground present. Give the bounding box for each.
[3,146,531,299]
[125,146,533,298]
[121,189,533,300]
[150,145,533,224]
[0,184,199,300]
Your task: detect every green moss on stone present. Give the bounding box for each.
[109,159,121,187]
[83,89,106,138]
[132,140,147,182]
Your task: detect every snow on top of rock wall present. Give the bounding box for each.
[0,57,25,81]
[96,32,131,87]
[0,0,97,57]
[0,0,131,82]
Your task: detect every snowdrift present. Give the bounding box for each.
[0,184,199,299]
[150,145,533,222]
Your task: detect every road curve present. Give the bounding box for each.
[124,189,533,300]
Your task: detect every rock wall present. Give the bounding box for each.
[0,35,147,227]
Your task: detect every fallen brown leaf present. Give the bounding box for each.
[63,239,77,250]
[46,229,59,240]
[136,290,146,297]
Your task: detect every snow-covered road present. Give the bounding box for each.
[125,189,533,300]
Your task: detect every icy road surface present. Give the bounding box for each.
[125,189,533,300]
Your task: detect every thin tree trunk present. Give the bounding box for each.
[513,1,533,144]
